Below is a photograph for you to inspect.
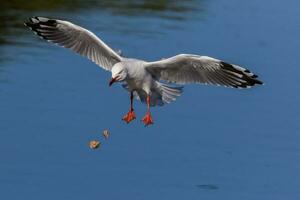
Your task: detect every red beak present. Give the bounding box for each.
[109,76,119,86]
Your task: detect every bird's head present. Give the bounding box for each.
[109,63,127,86]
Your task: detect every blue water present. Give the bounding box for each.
[1,0,300,199]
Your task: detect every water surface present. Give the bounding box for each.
[0,0,299,199]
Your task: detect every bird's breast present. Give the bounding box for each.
[126,78,142,90]
[124,62,153,92]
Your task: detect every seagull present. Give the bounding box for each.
[25,17,263,126]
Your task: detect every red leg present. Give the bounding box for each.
[142,95,154,126]
[122,91,136,123]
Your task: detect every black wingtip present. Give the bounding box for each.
[24,16,58,32]
[250,74,263,85]
[249,73,263,85]
[24,17,35,28]
[220,61,263,88]
[26,17,33,22]
[254,78,263,85]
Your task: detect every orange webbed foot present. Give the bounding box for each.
[122,109,136,124]
[142,112,154,126]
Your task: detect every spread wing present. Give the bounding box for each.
[145,54,263,88]
[24,17,122,71]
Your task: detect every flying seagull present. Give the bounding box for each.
[24,17,263,126]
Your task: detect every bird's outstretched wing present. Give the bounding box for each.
[145,54,263,88]
[24,17,122,71]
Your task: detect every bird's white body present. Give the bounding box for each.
[25,17,263,125]
[114,59,152,93]
[111,58,184,106]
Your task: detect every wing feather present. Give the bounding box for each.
[25,17,122,71]
[145,54,263,88]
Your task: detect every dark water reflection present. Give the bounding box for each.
[0,0,203,49]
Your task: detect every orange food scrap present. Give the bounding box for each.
[89,140,100,149]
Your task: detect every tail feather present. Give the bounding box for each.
[157,82,183,104]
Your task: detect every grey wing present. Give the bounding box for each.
[24,17,122,71]
[145,54,263,88]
